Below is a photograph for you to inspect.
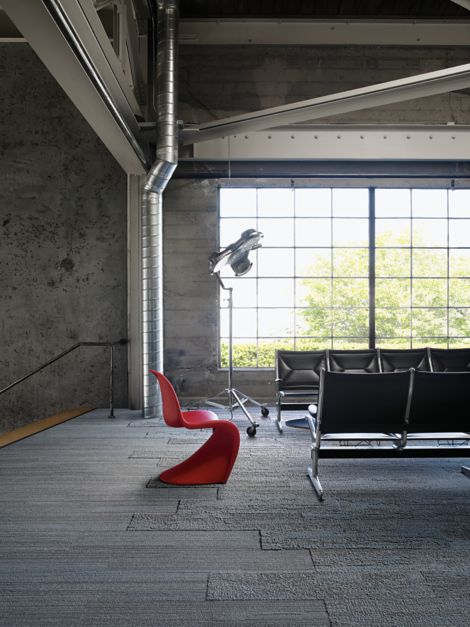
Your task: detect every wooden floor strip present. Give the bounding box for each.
[0,407,93,448]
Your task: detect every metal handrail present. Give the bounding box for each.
[0,339,127,419]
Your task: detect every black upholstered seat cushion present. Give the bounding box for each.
[276,350,326,390]
[328,349,379,373]
[429,348,470,372]
[380,348,430,372]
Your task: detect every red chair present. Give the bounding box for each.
[150,371,240,485]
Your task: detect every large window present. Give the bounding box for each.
[218,186,470,368]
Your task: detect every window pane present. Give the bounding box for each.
[258,308,294,337]
[332,278,368,306]
[257,248,294,277]
[295,188,331,217]
[449,338,470,348]
[376,338,412,349]
[258,188,294,216]
[449,308,470,336]
[412,189,447,217]
[296,307,331,337]
[449,279,470,306]
[258,339,293,367]
[412,308,447,337]
[413,338,447,348]
[449,190,470,217]
[413,249,447,277]
[376,308,411,337]
[376,219,410,246]
[333,248,368,277]
[450,250,470,277]
[332,339,369,350]
[449,219,470,247]
[220,278,256,307]
[412,279,447,307]
[376,279,410,307]
[258,278,294,306]
[226,339,257,368]
[412,219,447,247]
[220,309,257,337]
[296,249,331,276]
[297,337,332,350]
[332,188,368,216]
[219,188,257,217]
[333,307,368,337]
[376,249,410,277]
[258,218,294,246]
[296,279,331,307]
[333,219,368,246]
[375,189,411,217]
[295,218,331,246]
[220,218,258,247]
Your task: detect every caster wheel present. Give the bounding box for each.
[261,406,269,417]
[246,425,257,437]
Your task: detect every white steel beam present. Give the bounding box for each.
[192,126,470,161]
[182,64,470,145]
[2,0,147,174]
[180,19,470,47]
[450,1,470,12]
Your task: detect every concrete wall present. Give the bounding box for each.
[164,44,470,401]
[0,44,128,434]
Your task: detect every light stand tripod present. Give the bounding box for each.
[206,273,269,437]
[201,228,269,436]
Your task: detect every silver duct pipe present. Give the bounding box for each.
[142,0,178,418]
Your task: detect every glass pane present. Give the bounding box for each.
[219,188,256,217]
[332,339,369,350]
[258,188,294,216]
[449,219,470,247]
[449,189,470,217]
[449,279,470,306]
[449,308,470,337]
[376,338,412,349]
[333,308,368,337]
[376,249,410,277]
[332,278,368,306]
[450,250,470,277]
[332,188,368,216]
[258,339,292,367]
[220,278,256,307]
[376,308,411,337]
[258,218,294,246]
[296,337,331,350]
[412,219,447,247]
[333,219,368,246]
[333,248,368,277]
[226,339,257,368]
[375,188,411,217]
[257,248,294,277]
[376,279,410,307]
[296,307,332,337]
[295,188,331,217]
[220,308,257,337]
[412,279,447,307]
[412,189,447,217]
[258,309,294,337]
[295,218,331,246]
[449,338,470,347]
[376,219,410,246]
[413,249,447,277]
[412,308,447,337]
[296,279,331,307]
[296,249,331,276]
[413,338,447,348]
[258,278,294,307]
[220,218,258,247]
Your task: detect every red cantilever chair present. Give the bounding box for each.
[150,371,240,485]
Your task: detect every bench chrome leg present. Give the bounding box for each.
[307,466,324,501]
[276,400,283,434]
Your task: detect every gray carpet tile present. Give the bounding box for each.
[1,406,469,626]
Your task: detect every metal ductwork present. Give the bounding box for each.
[142,0,178,418]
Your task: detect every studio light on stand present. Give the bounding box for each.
[208,229,269,437]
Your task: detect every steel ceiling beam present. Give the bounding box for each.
[2,0,147,174]
[182,63,470,145]
[450,0,470,11]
